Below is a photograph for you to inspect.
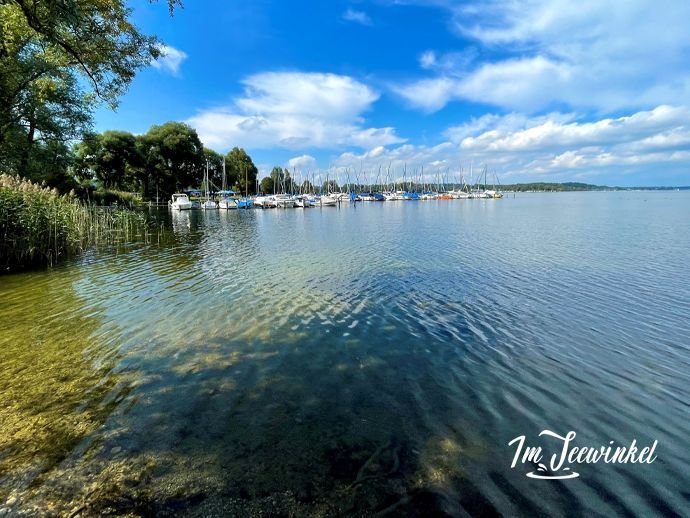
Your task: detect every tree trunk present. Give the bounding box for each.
[18,113,36,176]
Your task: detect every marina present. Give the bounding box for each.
[168,185,505,210]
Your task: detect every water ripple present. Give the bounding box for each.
[1,193,689,515]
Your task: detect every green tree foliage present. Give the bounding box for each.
[301,179,314,193]
[76,131,140,189]
[259,176,273,194]
[225,147,257,195]
[322,179,339,193]
[500,182,608,192]
[203,148,224,191]
[284,169,296,193]
[69,123,261,202]
[263,166,299,194]
[138,122,204,200]
[0,0,178,184]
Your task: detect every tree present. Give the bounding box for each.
[203,148,224,191]
[263,166,300,193]
[259,176,273,194]
[0,29,91,181]
[301,179,314,193]
[284,169,297,193]
[0,0,179,183]
[72,131,142,191]
[96,131,139,189]
[262,166,286,194]
[225,147,257,195]
[140,122,204,200]
[322,179,339,193]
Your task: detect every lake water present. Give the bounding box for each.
[1,192,689,516]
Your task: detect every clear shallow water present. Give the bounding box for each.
[1,192,689,516]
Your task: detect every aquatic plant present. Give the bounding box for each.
[1,174,153,271]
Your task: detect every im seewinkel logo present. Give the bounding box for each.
[509,430,658,480]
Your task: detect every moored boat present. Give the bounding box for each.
[236,197,254,209]
[218,191,238,209]
[170,193,192,210]
[319,194,338,206]
[275,194,295,208]
[201,160,218,209]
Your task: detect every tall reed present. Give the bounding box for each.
[1,174,153,271]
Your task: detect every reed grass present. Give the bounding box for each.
[1,174,153,271]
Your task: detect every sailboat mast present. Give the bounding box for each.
[205,159,210,201]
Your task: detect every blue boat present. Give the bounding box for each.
[235,197,254,209]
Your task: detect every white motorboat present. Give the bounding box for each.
[275,194,295,208]
[294,195,314,208]
[319,194,338,206]
[383,191,405,201]
[170,193,192,210]
[218,197,237,209]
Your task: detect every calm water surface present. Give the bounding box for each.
[1,192,689,516]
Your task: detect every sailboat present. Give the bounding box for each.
[236,163,254,209]
[201,159,218,209]
[218,158,237,209]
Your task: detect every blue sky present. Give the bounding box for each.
[95,0,690,186]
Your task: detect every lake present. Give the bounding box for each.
[1,192,689,516]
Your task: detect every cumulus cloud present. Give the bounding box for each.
[331,106,690,184]
[395,0,690,112]
[288,154,317,169]
[151,44,188,75]
[342,8,373,26]
[186,72,404,150]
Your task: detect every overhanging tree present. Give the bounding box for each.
[0,0,179,182]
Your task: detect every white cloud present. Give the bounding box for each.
[394,77,456,112]
[331,106,690,184]
[287,154,317,169]
[186,72,405,151]
[453,106,690,154]
[333,142,457,175]
[419,51,437,69]
[151,44,187,75]
[395,0,690,112]
[343,8,373,26]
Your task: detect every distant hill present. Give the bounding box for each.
[501,182,606,192]
[500,182,690,192]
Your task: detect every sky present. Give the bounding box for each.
[94,0,690,186]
